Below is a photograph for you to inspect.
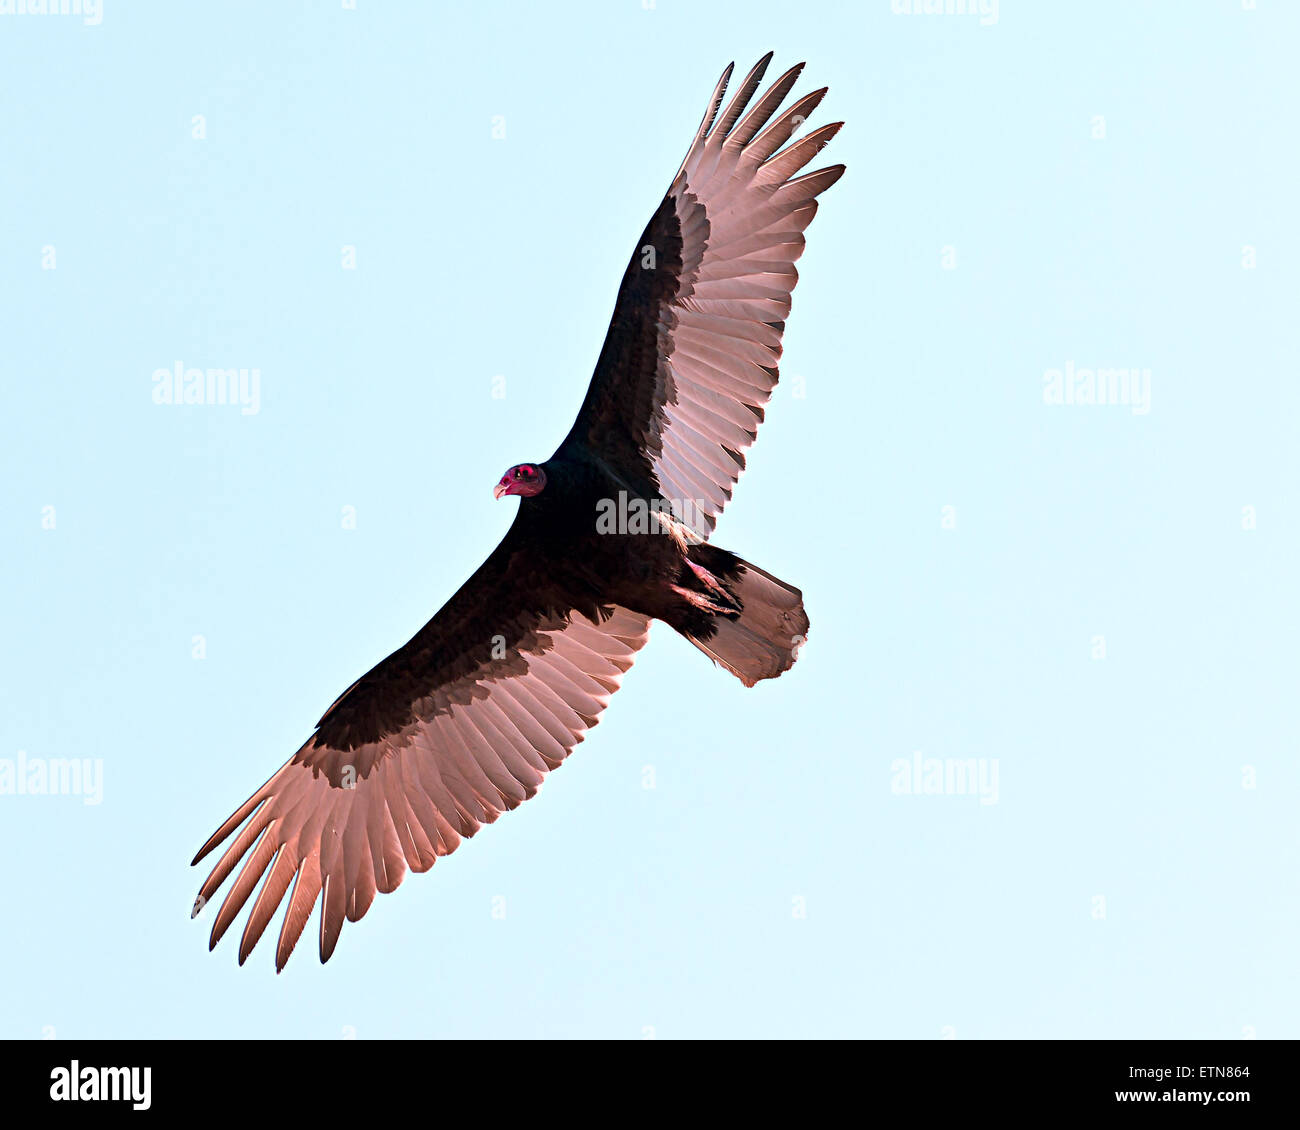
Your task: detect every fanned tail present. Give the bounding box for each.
[679,545,809,687]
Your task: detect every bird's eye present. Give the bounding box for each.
[514,469,523,479]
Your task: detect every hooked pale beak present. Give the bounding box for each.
[493,479,510,500]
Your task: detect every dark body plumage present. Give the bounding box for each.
[306,448,744,771]
[192,53,842,969]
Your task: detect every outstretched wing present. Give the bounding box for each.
[557,53,844,536]
[192,519,650,970]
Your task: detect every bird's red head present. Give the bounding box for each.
[494,463,547,500]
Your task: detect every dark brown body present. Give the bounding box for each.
[519,451,743,641]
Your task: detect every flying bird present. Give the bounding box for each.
[192,53,844,969]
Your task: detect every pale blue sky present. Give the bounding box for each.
[1,0,1296,1038]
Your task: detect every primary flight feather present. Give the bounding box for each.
[192,53,844,969]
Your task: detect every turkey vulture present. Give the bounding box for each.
[192,53,844,969]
